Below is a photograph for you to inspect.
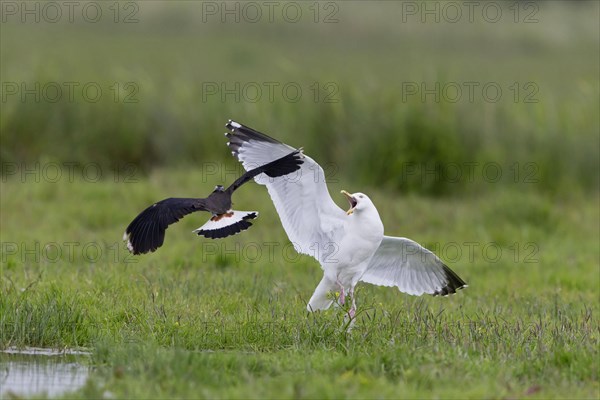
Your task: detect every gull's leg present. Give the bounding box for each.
[348,286,356,319]
[342,288,357,332]
[348,301,356,319]
[336,279,346,305]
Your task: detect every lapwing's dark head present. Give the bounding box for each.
[214,185,225,193]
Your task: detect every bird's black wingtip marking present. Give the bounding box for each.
[432,264,468,297]
[242,212,258,220]
[262,150,304,178]
[224,120,281,144]
[226,120,241,131]
[195,219,254,239]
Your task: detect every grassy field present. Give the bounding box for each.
[1,172,598,398]
[1,1,599,399]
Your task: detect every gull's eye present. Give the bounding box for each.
[359,195,364,198]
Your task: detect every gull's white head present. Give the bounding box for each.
[341,190,375,215]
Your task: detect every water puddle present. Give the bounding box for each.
[0,347,91,398]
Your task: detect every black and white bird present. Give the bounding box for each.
[225,120,467,318]
[123,150,304,255]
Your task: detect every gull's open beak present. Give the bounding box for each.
[341,190,357,215]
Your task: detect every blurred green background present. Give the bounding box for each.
[2,0,598,196]
[1,2,599,398]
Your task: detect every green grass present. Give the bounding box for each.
[1,1,599,196]
[1,1,599,398]
[1,171,598,398]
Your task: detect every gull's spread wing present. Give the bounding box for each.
[225,120,346,262]
[361,236,467,296]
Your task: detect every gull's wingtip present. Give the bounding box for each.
[226,119,241,129]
